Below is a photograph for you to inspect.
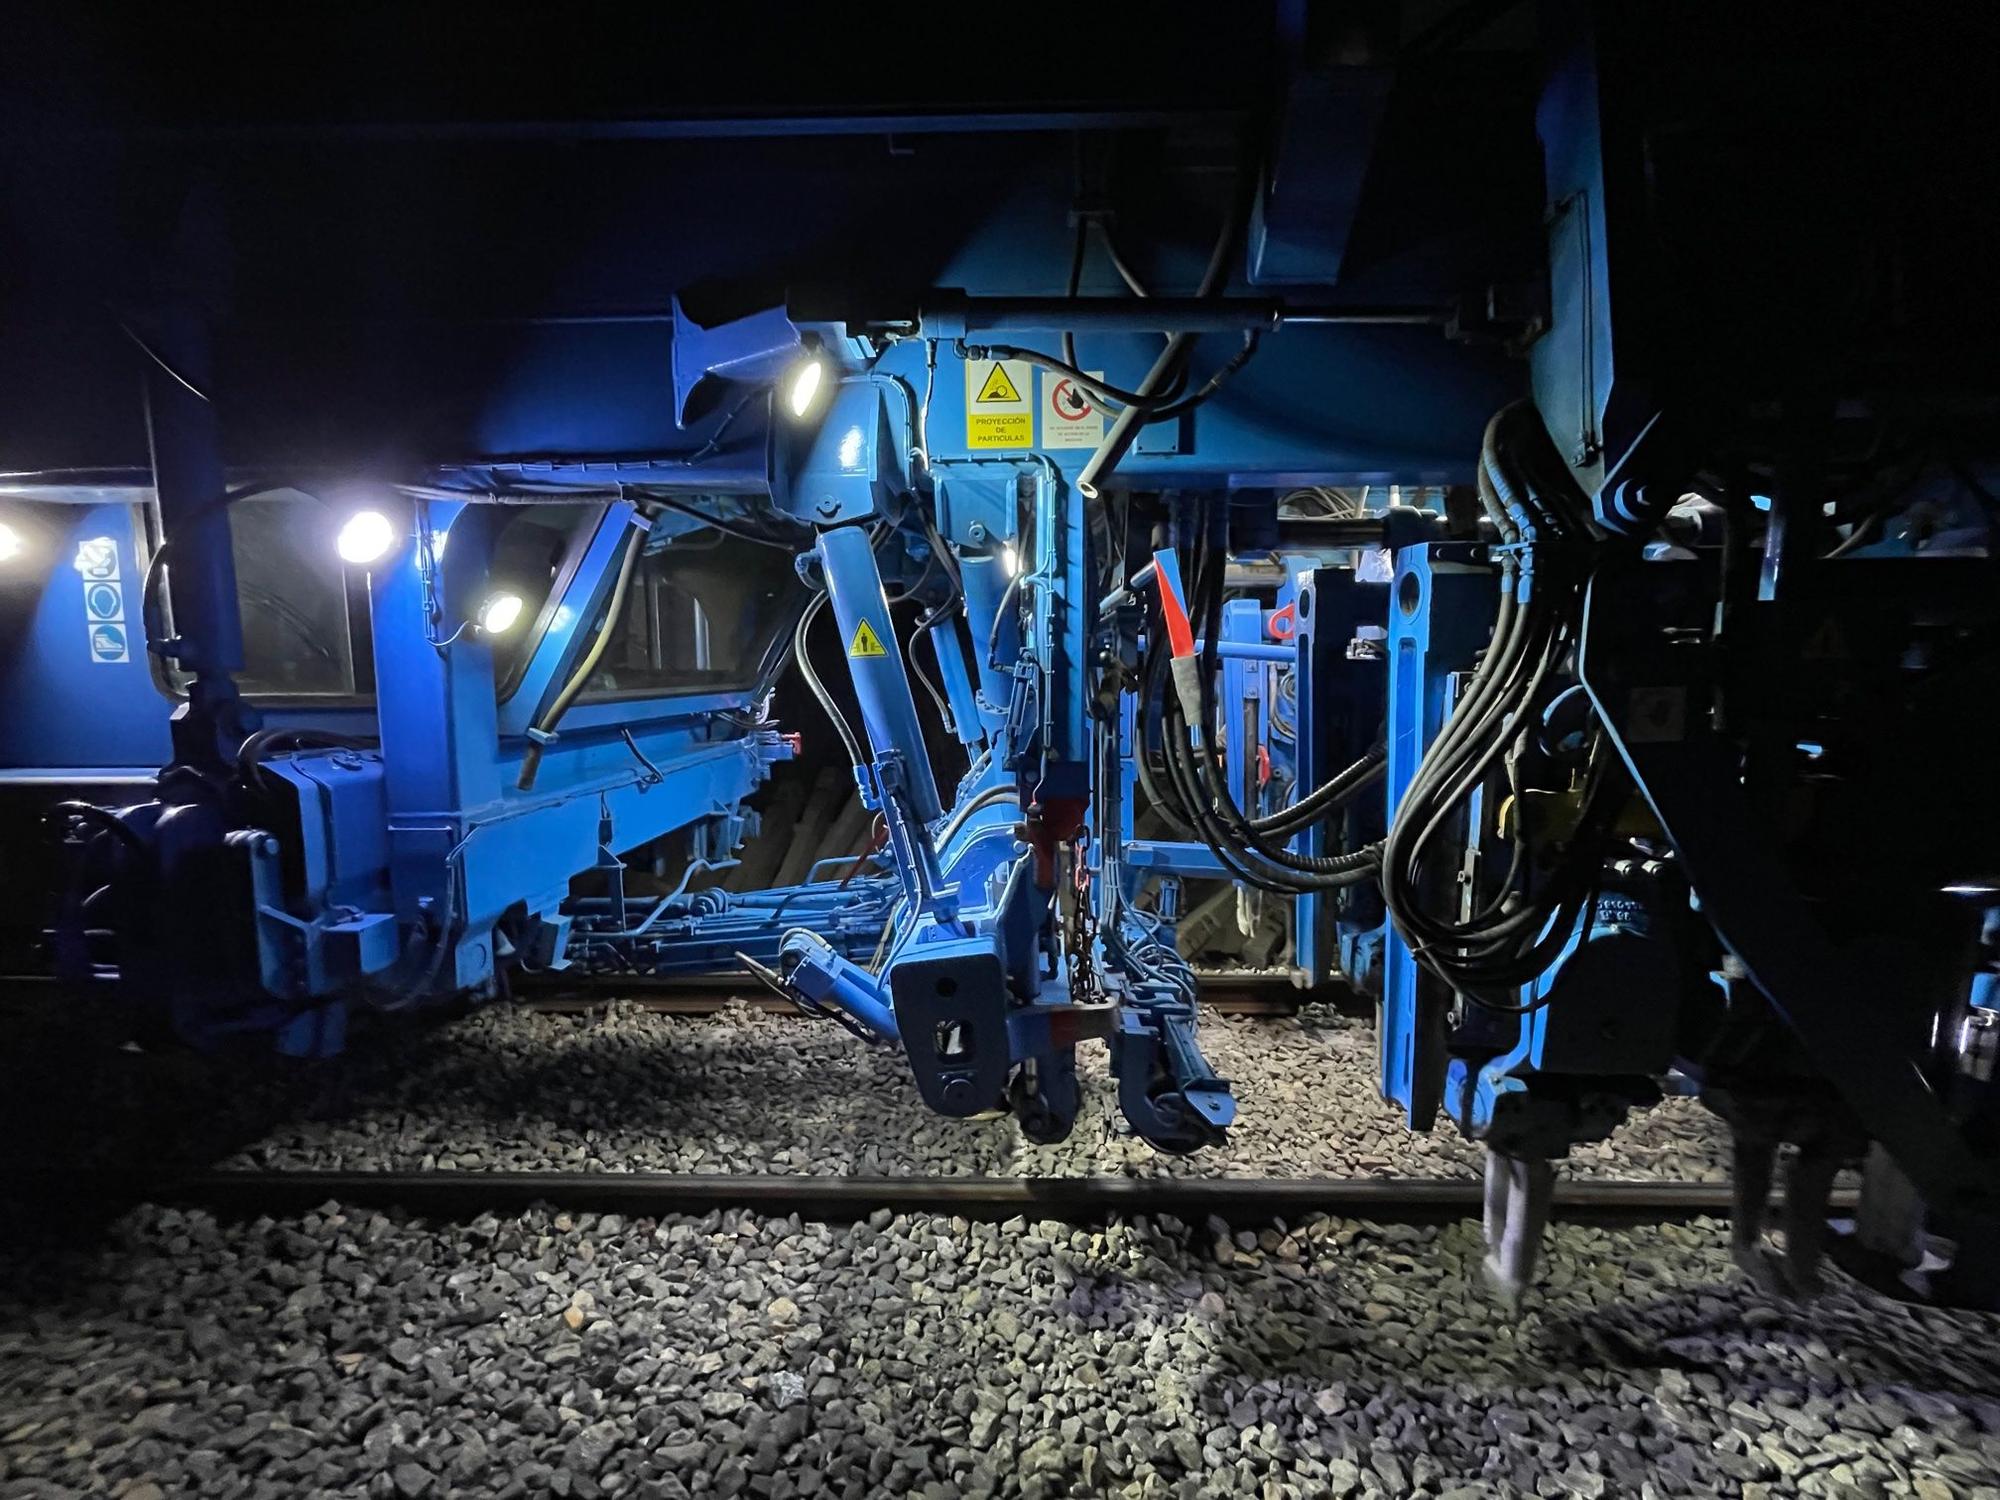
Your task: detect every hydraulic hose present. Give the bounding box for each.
[1253,744,1386,837]
[795,591,868,775]
[985,573,1023,670]
[1168,690,1383,889]
[1182,580,1383,885]
[933,783,1020,849]
[237,728,378,799]
[518,525,644,792]
[1077,160,1257,501]
[1378,403,1619,1007]
[1147,520,1383,894]
[1164,710,1382,892]
[1133,639,1197,838]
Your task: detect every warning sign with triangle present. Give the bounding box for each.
[974,363,1022,403]
[976,366,1024,406]
[964,357,1032,449]
[848,619,888,658]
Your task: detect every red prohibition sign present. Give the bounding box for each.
[1050,378,1094,421]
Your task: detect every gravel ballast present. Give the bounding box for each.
[222,1002,1729,1183]
[3,1202,1996,1500]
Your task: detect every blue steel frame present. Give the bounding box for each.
[10,79,1522,1142]
[1375,544,1497,1127]
[13,3,1999,1304]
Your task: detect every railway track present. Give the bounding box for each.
[522,992,1315,1019]
[518,971,1351,1018]
[1,971,1358,1020]
[12,1168,1850,1227]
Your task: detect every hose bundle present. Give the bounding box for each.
[1138,500,1384,895]
[1379,403,1623,1009]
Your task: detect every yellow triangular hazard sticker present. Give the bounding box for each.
[975,363,1022,403]
[848,619,888,658]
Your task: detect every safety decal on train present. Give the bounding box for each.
[74,536,130,662]
[965,358,1033,451]
[848,619,888,658]
[1041,370,1106,449]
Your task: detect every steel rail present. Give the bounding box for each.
[521,992,1322,1019]
[1,972,1366,1018]
[516,969,1362,1018]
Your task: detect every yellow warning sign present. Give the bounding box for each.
[848,619,888,658]
[965,357,1033,450]
[975,363,1022,403]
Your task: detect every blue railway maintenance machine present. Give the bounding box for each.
[4,4,1998,1301]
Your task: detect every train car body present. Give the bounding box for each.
[3,2,1997,1298]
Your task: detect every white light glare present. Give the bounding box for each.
[477,590,525,635]
[785,353,826,419]
[1000,543,1019,579]
[336,510,395,565]
[0,522,21,563]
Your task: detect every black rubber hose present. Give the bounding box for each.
[1133,635,1197,836]
[519,526,644,792]
[1161,540,1381,889]
[1182,617,1382,880]
[1253,746,1386,837]
[1162,691,1381,892]
[50,801,151,859]
[237,728,378,799]
[1184,524,1365,874]
[1378,406,1618,1000]
[1077,159,1256,500]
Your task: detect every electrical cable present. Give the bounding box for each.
[518,523,645,791]
[621,728,666,788]
[397,477,805,551]
[1402,0,1528,56]
[1095,221,1151,298]
[117,320,209,403]
[621,487,806,551]
[236,728,378,799]
[1077,153,1258,499]
[794,590,867,774]
[1136,505,1382,895]
[1062,219,1089,374]
[1376,401,1623,1010]
[141,482,320,657]
[956,339,1216,417]
[1172,539,1383,888]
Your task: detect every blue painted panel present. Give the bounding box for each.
[1377,546,1497,1126]
[0,501,173,768]
[898,330,1513,487]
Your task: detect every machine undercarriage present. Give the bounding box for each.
[4,2,1998,1309]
